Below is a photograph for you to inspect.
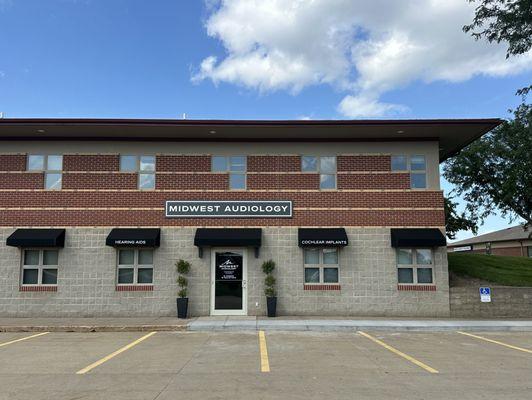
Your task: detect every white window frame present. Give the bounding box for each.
[391,154,427,189]
[396,248,434,285]
[20,248,59,286]
[301,155,337,190]
[211,155,247,190]
[27,154,63,190]
[116,248,154,285]
[303,248,340,284]
[119,155,156,190]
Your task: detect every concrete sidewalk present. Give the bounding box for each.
[188,316,532,332]
[2,316,532,332]
[0,317,190,332]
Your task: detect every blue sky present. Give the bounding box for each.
[1,0,530,240]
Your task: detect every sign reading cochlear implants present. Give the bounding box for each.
[166,201,292,218]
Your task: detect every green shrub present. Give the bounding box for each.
[175,259,191,298]
[262,259,276,297]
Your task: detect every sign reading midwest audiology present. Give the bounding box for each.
[165,201,292,218]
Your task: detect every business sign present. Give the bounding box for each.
[479,287,491,303]
[111,239,147,246]
[216,254,242,281]
[300,239,348,246]
[166,201,292,218]
[452,246,472,252]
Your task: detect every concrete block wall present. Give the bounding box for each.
[450,286,532,318]
[0,227,450,317]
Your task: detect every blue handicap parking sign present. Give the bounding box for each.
[480,287,490,295]
[479,287,491,302]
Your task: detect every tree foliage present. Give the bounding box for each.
[443,103,532,230]
[464,0,532,95]
[444,196,479,240]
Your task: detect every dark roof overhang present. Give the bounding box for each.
[0,118,502,161]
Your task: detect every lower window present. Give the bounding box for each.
[303,248,339,283]
[21,249,59,286]
[397,248,433,284]
[117,249,154,285]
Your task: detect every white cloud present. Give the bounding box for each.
[194,0,532,118]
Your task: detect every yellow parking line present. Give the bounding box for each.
[358,331,439,374]
[258,330,270,372]
[76,331,157,375]
[0,332,49,348]
[457,331,532,354]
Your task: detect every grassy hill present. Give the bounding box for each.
[448,253,532,287]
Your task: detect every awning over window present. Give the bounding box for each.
[106,228,161,248]
[6,229,66,247]
[298,228,349,247]
[390,228,446,247]
[194,228,262,247]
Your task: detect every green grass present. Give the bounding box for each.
[448,252,532,286]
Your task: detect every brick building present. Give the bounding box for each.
[0,118,500,317]
[448,225,532,257]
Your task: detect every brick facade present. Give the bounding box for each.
[0,150,448,317]
[0,153,444,227]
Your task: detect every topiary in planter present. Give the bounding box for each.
[262,259,277,317]
[175,259,191,318]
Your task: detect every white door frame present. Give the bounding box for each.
[210,248,247,316]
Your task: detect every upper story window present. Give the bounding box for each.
[21,249,59,286]
[212,156,247,190]
[27,155,63,190]
[391,155,426,189]
[303,248,339,284]
[301,156,337,190]
[397,248,433,284]
[120,155,156,190]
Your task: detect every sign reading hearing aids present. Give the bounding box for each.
[165,201,293,218]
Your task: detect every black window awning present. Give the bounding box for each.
[106,228,161,248]
[6,229,66,248]
[194,228,262,247]
[390,228,446,247]
[298,228,349,247]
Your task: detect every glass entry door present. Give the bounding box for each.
[211,249,247,315]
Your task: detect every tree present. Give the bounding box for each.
[464,0,532,95]
[443,103,532,230]
[444,196,479,240]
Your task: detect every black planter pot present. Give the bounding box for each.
[266,296,277,318]
[177,297,188,319]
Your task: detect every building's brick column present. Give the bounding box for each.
[337,155,390,171]
[62,173,138,189]
[157,155,211,172]
[63,155,119,171]
[0,173,43,189]
[247,174,319,190]
[156,174,228,190]
[247,155,301,172]
[338,173,410,189]
[0,154,27,171]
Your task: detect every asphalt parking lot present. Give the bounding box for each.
[0,330,530,400]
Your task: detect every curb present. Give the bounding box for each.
[0,325,188,333]
[187,321,532,333]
